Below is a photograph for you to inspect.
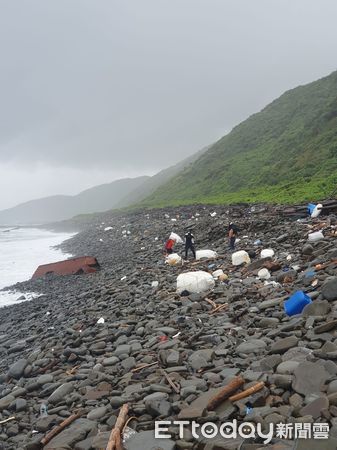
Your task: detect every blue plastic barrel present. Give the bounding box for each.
[307,203,316,216]
[284,291,312,316]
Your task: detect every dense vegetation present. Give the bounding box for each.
[143,71,337,206]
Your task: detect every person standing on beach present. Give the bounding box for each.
[185,231,196,259]
[228,222,238,250]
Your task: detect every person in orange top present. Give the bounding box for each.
[165,238,175,255]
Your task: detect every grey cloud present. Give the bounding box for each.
[0,0,337,173]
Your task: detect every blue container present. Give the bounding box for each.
[307,203,316,216]
[284,291,312,316]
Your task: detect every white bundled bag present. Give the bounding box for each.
[311,204,323,218]
[308,231,324,242]
[177,271,215,294]
[212,269,224,279]
[196,250,218,260]
[169,232,183,244]
[258,268,271,280]
[232,250,251,266]
[261,249,275,258]
[166,253,182,266]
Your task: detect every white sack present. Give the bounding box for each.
[308,231,324,242]
[166,253,182,266]
[261,249,275,258]
[169,232,183,244]
[196,249,218,260]
[232,250,251,266]
[177,271,215,294]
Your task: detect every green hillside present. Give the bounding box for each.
[143,71,337,206]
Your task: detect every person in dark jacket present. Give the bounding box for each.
[185,231,196,259]
[228,222,238,250]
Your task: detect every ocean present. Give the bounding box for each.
[0,227,75,308]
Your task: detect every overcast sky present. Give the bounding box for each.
[0,0,336,209]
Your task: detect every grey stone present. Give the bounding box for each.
[37,374,54,385]
[166,350,180,366]
[102,356,119,366]
[87,406,107,421]
[8,358,28,379]
[121,357,136,371]
[45,418,96,449]
[114,345,131,356]
[328,380,337,394]
[276,361,300,375]
[48,382,74,404]
[292,362,329,395]
[110,397,124,408]
[236,339,267,354]
[300,396,329,419]
[189,349,214,370]
[14,398,27,412]
[270,336,298,354]
[322,277,337,301]
[302,300,330,317]
[314,320,337,334]
[144,392,172,416]
[302,244,314,255]
[0,394,15,411]
[125,430,175,450]
[91,432,110,449]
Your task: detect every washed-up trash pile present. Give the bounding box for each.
[1,203,337,448]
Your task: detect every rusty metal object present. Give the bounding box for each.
[32,256,100,279]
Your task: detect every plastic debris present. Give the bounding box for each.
[260,248,275,258]
[258,268,271,280]
[40,404,48,418]
[212,269,225,279]
[284,291,312,316]
[97,317,105,324]
[232,251,251,266]
[307,203,323,218]
[196,249,218,260]
[123,426,137,444]
[104,227,113,231]
[308,231,324,242]
[166,253,182,266]
[169,232,183,244]
[177,271,215,294]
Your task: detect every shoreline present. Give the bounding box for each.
[0,204,337,449]
[0,228,76,309]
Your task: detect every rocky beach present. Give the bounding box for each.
[1,204,337,449]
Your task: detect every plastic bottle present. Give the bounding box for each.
[40,403,48,417]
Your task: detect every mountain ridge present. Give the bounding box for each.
[142,70,337,206]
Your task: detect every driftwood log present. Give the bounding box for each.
[229,381,265,402]
[106,403,129,450]
[40,409,84,447]
[207,376,244,410]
